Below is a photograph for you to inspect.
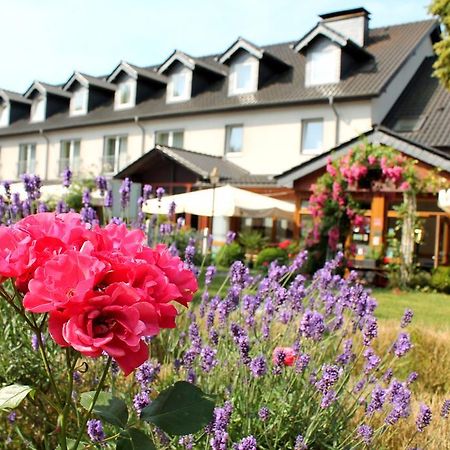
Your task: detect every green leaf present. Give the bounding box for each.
[0,384,34,411]
[80,391,128,428]
[55,439,87,450]
[116,428,156,450]
[140,381,215,435]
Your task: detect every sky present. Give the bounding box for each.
[0,0,433,93]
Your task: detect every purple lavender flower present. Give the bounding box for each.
[363,316,378,346]
[320,390,337,408]
[133,391,150,415]
[210,401,233,450]
[407,372,418,386]
[416,404,432,432]
[62,167,72,188]
[81,188,90,206]
[2,180,11,198]
[300,309,325,341]
[168,201,176,220]
[393,333,412,358]
[205,265,217,286]
[104,189,113,208]
[143,184,152,200]
[383,368,394,383]
[230,261,250,288]
[441,400,450,418]
[386,379,411,423]
[156,186,165,201]
[336,339,355,365]
[55,200,68,214]
[316,365,341,394]
[176,216,185,229]
[366,385,387,415]
[185,239,196,267]
[363,347,380,374]
[291,250,308,272]
[294,435,308,450]
[87,419,105,442]
[401,308,414,328]
[357,424,373,445]
[119,177,132,209]
[179,435,194,449]
[258,406,270,422]
[7,411,16,424]
[135,361,161,389]
[73,371,82,384]
[31,332,44,351]
[186,367,196,384]
[233,435,257,450]
[10,192,21,217]
[226,230,236,245]
[38,201,48,213]
[201,346,218,373]
[95,176,108,196]
[250,355,268,378]
[295,353,311,373]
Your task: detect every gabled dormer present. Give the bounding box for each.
[293,8,373,87]
[64,72,115,116]
[108,61,168,110]
[0,89,31,127]
[219,37,291,96]
[158,50,227,103]
[24,81,71,122]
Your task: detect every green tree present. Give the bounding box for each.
[430,0,450,90]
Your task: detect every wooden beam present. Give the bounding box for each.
[435,215,442,269]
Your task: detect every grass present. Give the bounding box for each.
[373,288,450,331]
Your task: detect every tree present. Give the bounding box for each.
[430,0,450,90]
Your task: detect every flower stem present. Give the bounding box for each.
[72,357,112,449]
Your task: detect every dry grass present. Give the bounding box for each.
[372,322,450,449]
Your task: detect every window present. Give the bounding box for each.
[225,125,243,153]
[59,140,81,175]
[115,79,136,109]
[30,96,45,122]
[236,64,252,90]
[18,143,36,176]
[167,70,192,103]
[305,44,339,86]
[301,119,323,154]
[102,136,127,174]
[70,88,87,115]
[0,102,8,127]
[229,61,258,95]
[155,130,184,148]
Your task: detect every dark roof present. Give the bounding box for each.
[383,56,450,150]
[0,19,438,137]
[0,89,31,104]
[276,126,450,187]
[79,73,116,91]
[24,81,72,99]
[115,145,275,186]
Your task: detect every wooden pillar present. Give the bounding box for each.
[198,216,209,231]
[443,219,449,265]
[293,194,301,240]
[434,215,442,269]
[370,194,386,254]
[271,217,277,242]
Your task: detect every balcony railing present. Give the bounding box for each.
[58,158,80,176]
[17,159,36,176]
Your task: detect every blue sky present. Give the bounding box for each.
[0,0,433,92]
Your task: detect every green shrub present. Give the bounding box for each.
[430,266,450,293]
[409,270,432,290]
[255,246,288,269]
[215,242,245,267]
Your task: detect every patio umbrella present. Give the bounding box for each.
[142,185,295,220]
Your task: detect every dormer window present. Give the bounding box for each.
[0,102,9,127]
[70,87,87,115]
[168,69,191,103]
[305,40,339,86]
[30,95,45,122]
[115,78,136,109]
[229,59,258,96]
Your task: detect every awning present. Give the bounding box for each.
[438,189,450,215]
[143,185,295,220]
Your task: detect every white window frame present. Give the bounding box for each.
[301,118,324,155]
[305,41,340,87]
[154,129,184,148]
[0,101,10,127]
[18,143,36,176]
[114,78,136,109]
[30,95,46,122]
[228,57,259,96]
[102,135,128,174]
[224,124,244,154]
[70,87,88,116]
[59,139,81,175]
[167,68,192,103]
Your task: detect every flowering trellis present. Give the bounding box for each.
[307,141,445,283]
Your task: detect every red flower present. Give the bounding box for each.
[272,347,296,366]
[278,240,291,250]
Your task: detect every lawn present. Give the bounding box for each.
[373,288,450,331]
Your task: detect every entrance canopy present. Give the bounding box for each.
[143,185,295,220]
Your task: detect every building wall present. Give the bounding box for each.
[0,99,374,181]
